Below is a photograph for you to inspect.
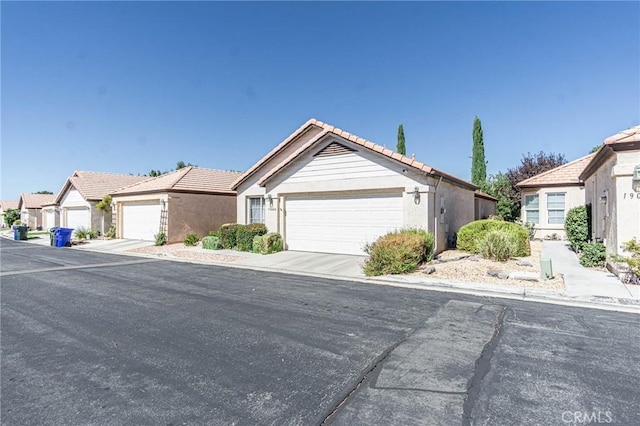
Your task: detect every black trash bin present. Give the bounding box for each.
[49,228,59,247]
[16,225,28,241]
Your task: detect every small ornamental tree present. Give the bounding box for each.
[4,209,20,227]
[471,116,487,187]
[564,204,591,252]
[397,124,406,155]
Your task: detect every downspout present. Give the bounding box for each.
[433,175,443,254]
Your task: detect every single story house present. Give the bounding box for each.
[18,193,56,230]
[54,171,148,234]
[580,125,640,260]
[0,200,19,227]
[110,166,241,243]
[516,153,595,239]
[41,202,60,230]
[232,118,496,256]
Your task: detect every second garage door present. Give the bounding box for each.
[122,202,162,241]
[285,192,403,255]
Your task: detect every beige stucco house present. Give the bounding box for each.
[110,167,241,243]
[18,193,56,229]
[232,118,495,256]
[0,200,19,227]
[580,125,640,259]
[54,171,148,235]
[517,153,595,239]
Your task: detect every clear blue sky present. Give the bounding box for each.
[2,1,638,201]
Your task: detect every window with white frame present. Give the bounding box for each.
[547,192,566,224]
[524,194,539,224]
[248,197,265,224]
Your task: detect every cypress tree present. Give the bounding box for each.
[471,116,487,186]
[397,124,406,155]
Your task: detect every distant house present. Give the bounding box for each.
[54,171,148,234]
[110,167,241,243]
[232,118,496,255]
[517,153,595,239]
[0,200,19,227]
[18,193,56,229]
[580,125,640,259]
[41,202,60,230]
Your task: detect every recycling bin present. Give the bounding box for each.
[55,228,74,248]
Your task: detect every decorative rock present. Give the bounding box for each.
[516,260,533,267]
[423,266,436,275]
[487,269,509,279]
[468,255,482,262]
[508,271,539,281]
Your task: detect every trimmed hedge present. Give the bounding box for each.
[565,205,591,252]
[252,233,284,254]
[202,236,221,250]
[579,242,605,267]
[218,223,240,249]
[236,223,267,252]
[363,228,435,276]
[457,219,530,257]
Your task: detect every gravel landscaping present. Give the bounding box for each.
[416,240,564,290]
[127,243,244,263]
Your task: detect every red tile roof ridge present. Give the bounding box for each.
[516,153,596,187]
[604,125,640,145]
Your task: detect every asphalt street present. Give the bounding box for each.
[1,238,639,425]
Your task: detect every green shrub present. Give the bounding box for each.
[252,233,284,254]
[207,230,218,237]
[236,223,267,252]
[478,231,517,261]
[457,219,530,256]
[218,223,240,249]
[363,228,435,276]
[202,235,221,250]
[579,242,606,267]
[13,219,21,226]
[184,233,199,246]
[87,228,99,239]
[611,238,640,285]
[565,204,591,252]
[154,231,167,246]
[74,227,88,239]
[105,227,116,239]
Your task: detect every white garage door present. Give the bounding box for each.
[44,210,55,229]
[122,202,162,241]
[65,208,90,231]
[285,192,403,255]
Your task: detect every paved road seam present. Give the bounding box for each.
[0,259,161,277]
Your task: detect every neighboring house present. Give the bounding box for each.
[474,190,497,221]
[516,153,595,239]
[110,167,241,243]
[54,171,148,234]
[580,125,640,260]
[232,118,495,256]
[18,193,56,230]
[0,200,19,227]
[41,202,60,230]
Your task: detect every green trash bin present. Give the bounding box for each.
[17,225,28,241]
[49,228,58,246]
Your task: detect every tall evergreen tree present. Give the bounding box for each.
[471,116,487,186]
[396,124,406,155]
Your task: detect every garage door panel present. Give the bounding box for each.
[285,192,403,255]
[122,202,162,241]
[65,208,90,231]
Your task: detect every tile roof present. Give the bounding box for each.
[0,200,19,211]
[111,167,242,196]
[516,153,595,187]
[234,118,478,191]
[474,190,498,201]
[19,193,57,209]
[55,171,149,203]
[604,125,640,145]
